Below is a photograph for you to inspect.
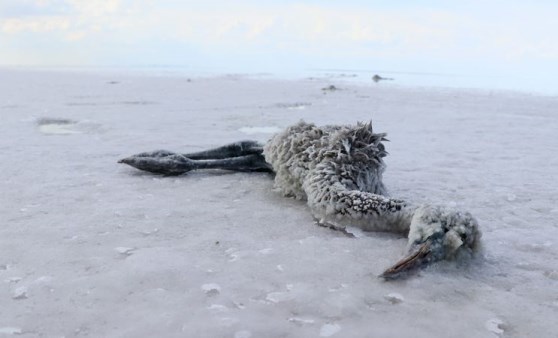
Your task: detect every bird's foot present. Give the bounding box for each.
[380,205,481,280]
[128,149,178,158]
[119,151,197,175]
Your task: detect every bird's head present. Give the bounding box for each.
[380,205,481,279]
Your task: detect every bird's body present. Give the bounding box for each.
[119,120,481,279]
[264,121,411,234]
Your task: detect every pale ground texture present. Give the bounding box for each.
[1,69,557,338]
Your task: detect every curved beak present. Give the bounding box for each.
[379,241,433,280]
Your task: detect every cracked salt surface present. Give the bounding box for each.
[2,70,558,337]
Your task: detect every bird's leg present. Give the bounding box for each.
[124,149,178,159]
[379,205,481,279]
[183,140,264,159]
[191,153,272,172]
[120,141,264,162]
[119,140,270,175]
[119,152,272,175]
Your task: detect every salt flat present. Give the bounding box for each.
[1,69,557,337]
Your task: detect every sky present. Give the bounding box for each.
[1,0,558,86]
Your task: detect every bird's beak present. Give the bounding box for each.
[379,241,433,280]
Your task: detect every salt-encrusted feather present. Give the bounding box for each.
[264,121,406,230]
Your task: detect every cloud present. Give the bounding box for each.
[64,0,121,16]
[0,0,68,18]
[1,1,558,68]
[1,17,70,34]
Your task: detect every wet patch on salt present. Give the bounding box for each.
[37,117,104,135]
[274,102,312,110]
[258,248,273,255]
[239,126,281,135]
[0,327,22,335]
[289,317,315,325]
[66,100,156,106]
[543,270,558,280]
[37,118,80,135]
[207,304,228,313]
[234,330,252,338]
[320,323,341,337]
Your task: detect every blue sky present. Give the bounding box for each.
[1,0,557,82]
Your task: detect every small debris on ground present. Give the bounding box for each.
[12,286,28,300]
[384,293,404,304]
[485,318,505,335]
[321,85,338,91]
[201,283,221,296]
[372,74,394,82]
[114,247,135,256]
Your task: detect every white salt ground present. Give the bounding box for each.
[1,69,557,337]
[238,126,281,135]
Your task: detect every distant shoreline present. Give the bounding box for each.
[1,65,556,97]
